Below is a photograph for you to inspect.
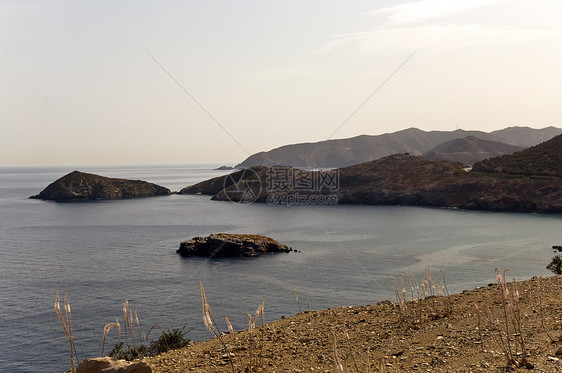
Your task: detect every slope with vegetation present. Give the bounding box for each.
[473,134,562,177]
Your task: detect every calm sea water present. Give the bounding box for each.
[1,165,561,373]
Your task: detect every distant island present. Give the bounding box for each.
[30,171,171,201]
[182,134,562,214]
[235,126,562,168]
[214,165,234,171]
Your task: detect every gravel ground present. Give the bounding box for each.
[143,275,562,372]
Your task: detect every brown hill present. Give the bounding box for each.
[422,136,524,165]
[473,134,562,177]
[29,171,171,201]
[182,154,562,213]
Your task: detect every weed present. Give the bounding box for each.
[102,300,193,361]
[199,281,235,373]
[293,289,302,313]
[481,268,531,370]
[102,318,121,355]
[54,289,79,372]
[392,267,449,325]
[246,299,265,372]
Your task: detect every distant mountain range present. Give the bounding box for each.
[236,126,562,168]
[184,133,562,213]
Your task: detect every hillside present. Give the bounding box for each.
[184,153,562,213]
[422,136,524,165]
[235,127,562,168]
[472,134,562,177]
[144,275,562,372]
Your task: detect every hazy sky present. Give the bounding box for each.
[2,0,562,166]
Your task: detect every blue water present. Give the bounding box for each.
[1,165,560,373]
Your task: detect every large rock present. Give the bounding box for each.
[76,357,152,373]
[30,171,171,201]
[177,233,292,257]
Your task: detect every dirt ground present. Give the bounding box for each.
[143,275,562,372]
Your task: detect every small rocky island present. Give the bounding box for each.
[30,170,171,201]
[177,233,293,257]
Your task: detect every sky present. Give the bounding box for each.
[1,0,562,166]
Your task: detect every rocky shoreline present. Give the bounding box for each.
[181,154,562,213]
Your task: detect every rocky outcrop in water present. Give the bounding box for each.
[177,233,292,257]
[30,171,171,201]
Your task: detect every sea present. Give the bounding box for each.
[0,164,561,373]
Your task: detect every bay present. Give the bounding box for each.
[0,165,560,372]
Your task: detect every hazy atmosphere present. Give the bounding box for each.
[2,0,561,166]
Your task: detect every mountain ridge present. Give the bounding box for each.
[236,126,562,168]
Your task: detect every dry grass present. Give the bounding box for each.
[55,269,562,372]
[54,289,79,372]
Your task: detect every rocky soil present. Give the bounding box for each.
[143,275,562,372]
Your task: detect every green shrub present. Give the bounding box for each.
[547,255,562,275]
[108,327,191,361]
[149,327,191,355]
[108,342,148,361]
